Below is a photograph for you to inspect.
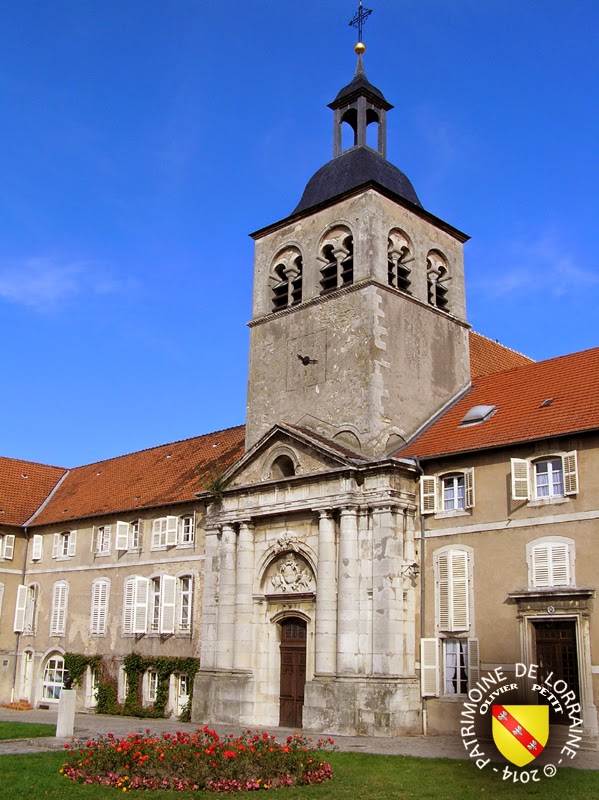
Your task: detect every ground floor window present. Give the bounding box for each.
[42,654,67,701]
[443,639,467,695]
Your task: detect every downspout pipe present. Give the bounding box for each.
[11,526,30,703]
[413,458,428,736]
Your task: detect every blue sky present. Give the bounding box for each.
[1,1,598,467]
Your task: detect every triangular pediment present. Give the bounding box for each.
[218,423,368,491]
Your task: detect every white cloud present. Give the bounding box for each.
[0,257,129,312]
[472,231,599,299]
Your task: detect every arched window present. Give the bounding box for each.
[510,452,578,502]
[270,247,303,312]
[90,578,110,636]
[526,537,575,588]
[50,581,68,636]
[270,455,296,479]
[427,250,450,311]
[42,653,67,701]
[387,229,413,292]
[319,227,353,294]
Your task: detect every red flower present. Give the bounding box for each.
[223,750,237,759]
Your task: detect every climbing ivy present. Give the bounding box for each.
[64,653,101,687]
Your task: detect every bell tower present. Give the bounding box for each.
[245,40,471,457]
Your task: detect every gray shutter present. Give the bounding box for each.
[420,638,439,697]
[14,585,28,632]
[159,575,176,634]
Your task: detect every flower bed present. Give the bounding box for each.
[61,727,335,792]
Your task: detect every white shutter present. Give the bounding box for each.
[511,458,530,501]
[52,533,59,559]
[420,638,439,696]
[450,551,470,631]
[159,575,176,634]
[136,519,144,549]
[166,516,178,546]
[51,583,68,635]
[151,519,163,549]
[437,552,450,630]
[123,579,135,633]
[549,543,570,586]
[68,530,77,557]
[91,580,109,635]
[563,451,579,495]
[467,637,480,690]
[3,535,15,560]
[14,585,28,632]
[31,534,43,561]
[133,577,149,634]
[102,526,111,553]
[116,522,129,551]
[420,476,437,514]
[531,544,550,587]
[464,468,475,509]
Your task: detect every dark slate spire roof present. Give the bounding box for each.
[329,56,393,111]
[293,146,422,214]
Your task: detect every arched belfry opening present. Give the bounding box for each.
[329,53,392,158]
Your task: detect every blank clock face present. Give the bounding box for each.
[286,330,327,390]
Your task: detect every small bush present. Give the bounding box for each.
[61,727,335,792]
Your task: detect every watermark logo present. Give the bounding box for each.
[460,663,582,783]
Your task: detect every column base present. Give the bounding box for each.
[191,670,255,727]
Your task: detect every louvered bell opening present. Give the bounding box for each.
[396,262,411,293]
[320,261,338,294]
[271,279,289,311]
[436,282,449,311]
[388,258,396,287]
[291,275,302,305]
[340,256,353,286]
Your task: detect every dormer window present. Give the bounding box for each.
[388,229,413,293]
[319,227,354,294]
[270,247,303,312]
[427,250,450,311]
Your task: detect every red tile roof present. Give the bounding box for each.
[30,425,245,527]
[399,347,599,460]
[469,331,533,378]
[0,458,67,527]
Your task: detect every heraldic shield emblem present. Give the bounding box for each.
[492,705,549,767]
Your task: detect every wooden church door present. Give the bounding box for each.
[279,617,307,728]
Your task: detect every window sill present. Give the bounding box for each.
[53,556,72,562]
[94,551,111,558]
[527,497,570,508]
[177,542,195,549]
[434,510,471,520]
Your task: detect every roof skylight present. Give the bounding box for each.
[460,404,497,427]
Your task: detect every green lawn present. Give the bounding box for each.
[0,720,56,740]
[0,750,598,799]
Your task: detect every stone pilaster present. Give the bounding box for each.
[234,521,255,671]
[216,524,237,670]
[315,510,337,676]
[371,505,402,675]
[199,529,220,670]
[336,506,360,674]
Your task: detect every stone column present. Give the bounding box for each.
[315,510,337,676]
[200,528,220,670]
[336,506,360,674]
[371,505,402,675]
[216,524,237,671]
[234,521,255,671]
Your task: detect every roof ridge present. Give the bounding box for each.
[470,330,534,363]
[473,342,599,383]
[65,423,246,471]
[0,455,67,471]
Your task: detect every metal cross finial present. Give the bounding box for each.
[349,0,373,43]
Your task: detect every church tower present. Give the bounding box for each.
[246,44,471,457]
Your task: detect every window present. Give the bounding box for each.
[180,516,195,545]
[123,574,176,635]
[270,247,303,311]
[420,638,479,698]
[527,538,574,588]
[116,520,143,551]
[50,582,69,636]
[151,517,178,549]
[318,227,353,294]
[421,470,474,515]
[42,654,67,701]
[0,534,15,560]
[13,584,37,634]
[94,525,111,555]
[511,452,578,502]
[52,531,76,559]
[178,575,193,633]
[31,534,43,561]
[146,669,158,702]
[426,250,450,311]
[387,229,413,292]
[435,549,471,632]
[90,579,110,635]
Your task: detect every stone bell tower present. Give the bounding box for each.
[245,48,471,457]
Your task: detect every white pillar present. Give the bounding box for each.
[315,510,337,676]
[200,529,220,670]
[336,506,360,674]
[234,521,255,671]
[216,524,236,670]
[371,505,402,675]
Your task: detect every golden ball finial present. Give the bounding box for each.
[354,41,366,54]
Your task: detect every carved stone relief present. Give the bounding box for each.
[266,552,314,594]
